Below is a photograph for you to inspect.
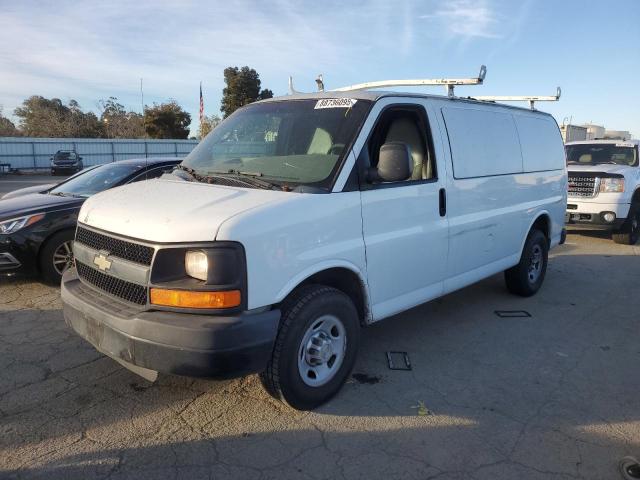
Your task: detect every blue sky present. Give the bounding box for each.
[1,0,639,137]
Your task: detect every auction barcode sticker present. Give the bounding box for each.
[314,98,357,109]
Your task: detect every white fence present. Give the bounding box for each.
[0,137,198,170]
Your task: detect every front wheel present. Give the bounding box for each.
[259,285,360,410]
[504,229,548,297]
[612,204,639,245]
[39,230,75,285]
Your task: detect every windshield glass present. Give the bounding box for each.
[566,144,638,166]
[54,152,76,160]
[49,164,137,197]
[182,98,372,190]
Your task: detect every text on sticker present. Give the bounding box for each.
[314,98,358,109]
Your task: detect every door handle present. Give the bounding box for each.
[439,188,446,217]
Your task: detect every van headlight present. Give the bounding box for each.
[600,178,624,193]
[0,213,45,234]
[185,250,208,281]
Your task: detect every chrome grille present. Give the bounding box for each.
[75,227,154,265]
[568,175,598,198]
[76,261,147,305]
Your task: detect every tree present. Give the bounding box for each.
[220,66,273,118]
[98,97,144,138]
[198,114,221,139]
[0,107,20,137]
[143,101,191,139]
[14,96,101,137]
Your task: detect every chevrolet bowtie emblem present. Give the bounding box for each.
[93,251,112,272]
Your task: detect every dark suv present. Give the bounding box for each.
[51,150,83,175]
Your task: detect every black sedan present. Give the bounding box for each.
[0,157,181,284]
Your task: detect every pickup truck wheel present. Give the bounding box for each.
[612,204,639,245]
[504,229,548,297]
[259,285,360,410]
[39,230,75,285]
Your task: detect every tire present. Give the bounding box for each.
[504,229,548,297]
[259,285,360,410]
[619,456,640,480]
[51,169,56,175]
[612,204,639,245]
[39,230,75,285]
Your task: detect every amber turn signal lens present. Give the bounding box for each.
[150,288,241,309]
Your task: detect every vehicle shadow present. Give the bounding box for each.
[1,252,639,479]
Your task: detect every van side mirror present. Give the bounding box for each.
[367,142,412,183]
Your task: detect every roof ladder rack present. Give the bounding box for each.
[470,87,561,110]
[331,65,487,97]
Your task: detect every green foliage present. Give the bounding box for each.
[0,107,20,137]
[143,101,191,139]
[220,66,273,118]
[14,96,102,137]
[98,97,144,138]
[197,114,221,139]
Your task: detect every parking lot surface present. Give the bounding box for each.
[0,175,69,197]
[1,233,639,479]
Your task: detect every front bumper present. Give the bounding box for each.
[0,234,38,276]
[565,200,629,231]
[61,268,281,379]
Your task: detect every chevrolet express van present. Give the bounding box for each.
[62,91,567,409]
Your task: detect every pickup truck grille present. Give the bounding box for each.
[76,261,148,305]
[75,226,154,265]
[568,175,599,198]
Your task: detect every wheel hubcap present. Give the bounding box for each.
[53,241,74,276]
[527,244,543,283]
[298,315,346,387]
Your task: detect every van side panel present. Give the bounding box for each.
[513,114,566,172]
[437,100,566,295]
[215,191,368,312]
[442,107,523,178]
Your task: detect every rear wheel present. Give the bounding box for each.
[259,285,360,410]
[504,229,548,297]
[39,230,75,285]
[612,203,639,245]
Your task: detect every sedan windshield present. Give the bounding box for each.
[49,164,137,198]
[182,98,372,190]
[566,144,638,166]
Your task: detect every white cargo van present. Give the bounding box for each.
[62,80,567,409]
[565,140,640,244]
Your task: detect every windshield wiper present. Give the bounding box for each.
[174,164,200,180]
[204,170,279,190]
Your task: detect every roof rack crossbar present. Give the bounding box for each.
[330,65,486,97]
[471,87,561,110]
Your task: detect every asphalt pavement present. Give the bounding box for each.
[1,232,639,479]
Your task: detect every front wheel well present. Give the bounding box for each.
[286,268,369,325]
[36,227,76,272]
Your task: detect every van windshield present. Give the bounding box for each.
[566,144,638,166]
[182,99,371,190]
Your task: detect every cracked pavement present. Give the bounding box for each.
[1,232,639,479]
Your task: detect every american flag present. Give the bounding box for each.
[199,82,204,124]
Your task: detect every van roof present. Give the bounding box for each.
[259,90,556,116]
[565,139,639,146]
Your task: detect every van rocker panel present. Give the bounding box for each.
[61,268,281,379]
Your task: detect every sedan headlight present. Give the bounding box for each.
[185,250,208,281]
[600,178,625,193]
[0,213,45,234]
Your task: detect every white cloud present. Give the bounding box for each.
[420,0,502,39]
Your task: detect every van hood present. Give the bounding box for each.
[79,179,290,242]
[567,163,632,176]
